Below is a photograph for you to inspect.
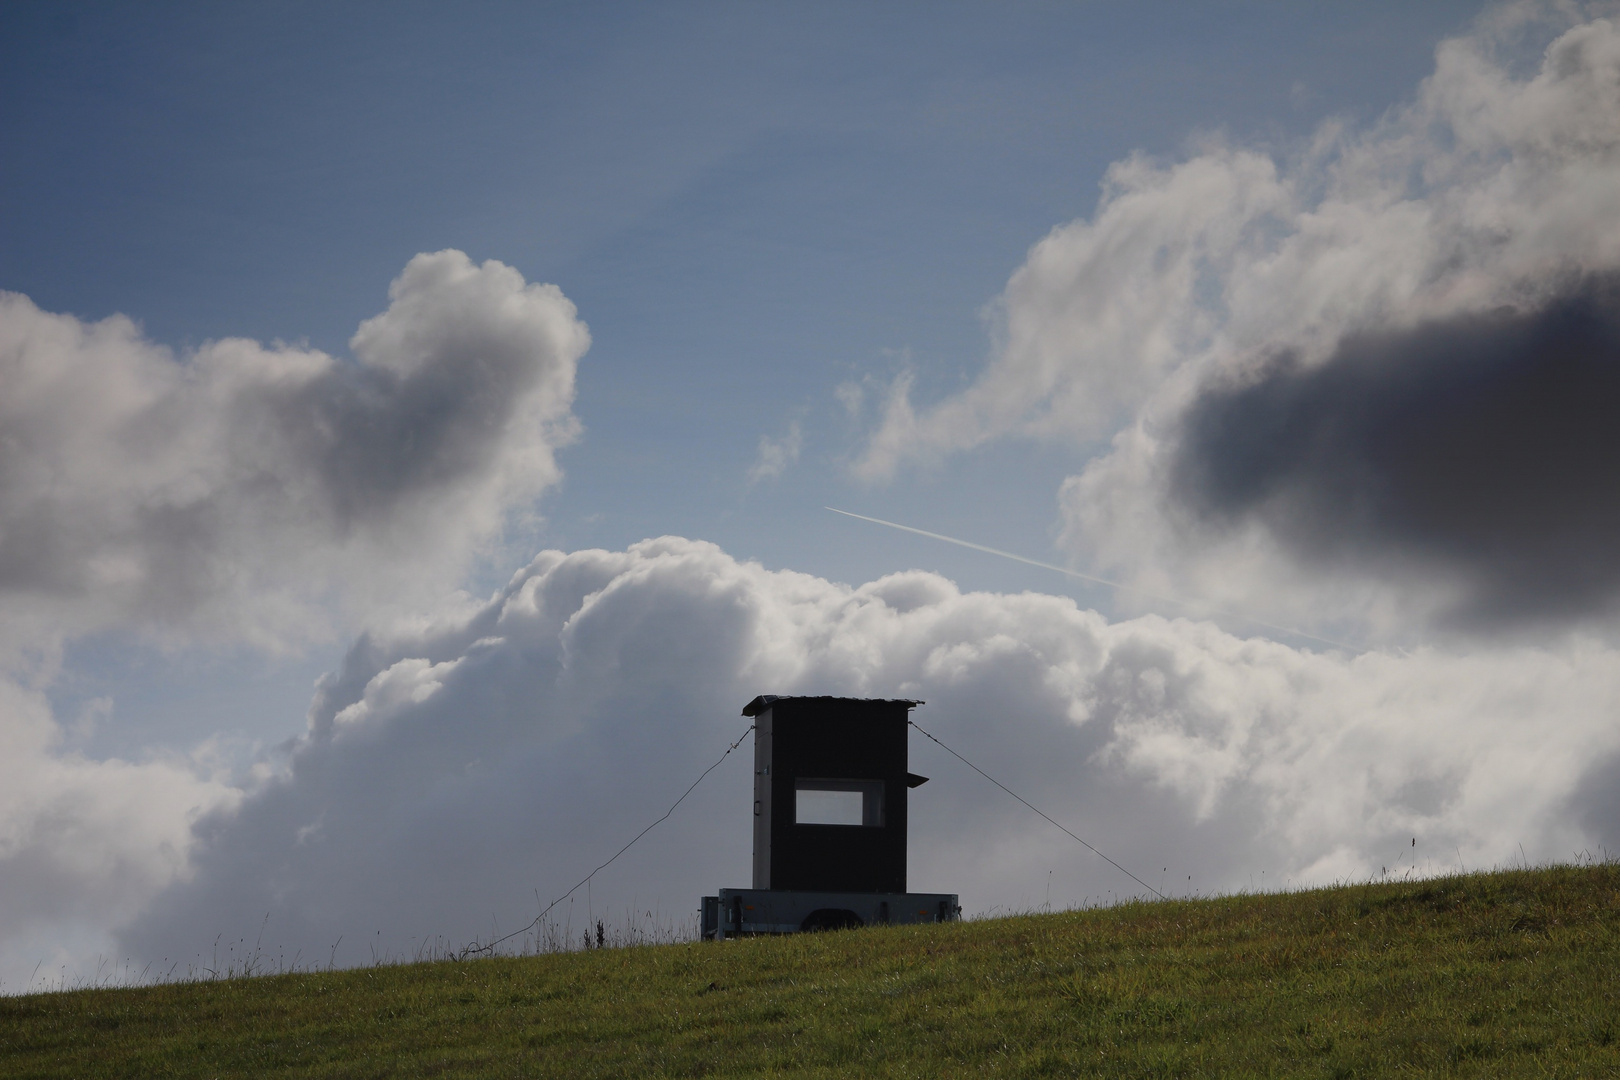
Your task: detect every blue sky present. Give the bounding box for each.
[3,2,1483,567]
[7,0,1620,988]
[3,0,1478,755]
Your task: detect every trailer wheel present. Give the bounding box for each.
[800,908,864,932]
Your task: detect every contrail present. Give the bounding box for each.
[825,507,1362,653]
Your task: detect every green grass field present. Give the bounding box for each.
[3,864,1617,1078]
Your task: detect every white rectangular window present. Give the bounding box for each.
[795,778,884,827]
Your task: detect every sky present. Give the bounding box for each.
[3,0,1619,991]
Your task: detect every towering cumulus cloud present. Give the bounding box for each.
[0,252,587,989]
[859,6,1620,636]
[119,539,1620,971]
[12,6,1620,990]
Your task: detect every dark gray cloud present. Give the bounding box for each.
[1572,750,1620,854]
[1172,272,1620,626]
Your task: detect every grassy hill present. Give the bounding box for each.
[3,864,1617,1078]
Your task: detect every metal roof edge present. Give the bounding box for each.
[741,695,924,717]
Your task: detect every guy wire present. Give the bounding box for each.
[469,722,756,956]
[473,712,1165,957]
[909,718,1166,901]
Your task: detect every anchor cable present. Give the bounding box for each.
[909,718,1165,900]
[468,722,755,955]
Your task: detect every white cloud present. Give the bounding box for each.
[0,249,587,655]
[0,676,239,991]
[854,6,1620,638]
[102,538,1620,977]
[854,147,1289,482]
[746,418,803,484]
[0,251,588,991]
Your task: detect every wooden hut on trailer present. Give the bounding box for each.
[702,695,959,938]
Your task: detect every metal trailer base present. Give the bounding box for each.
[701,888,960,940]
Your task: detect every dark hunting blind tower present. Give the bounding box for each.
[701,695,960,938]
